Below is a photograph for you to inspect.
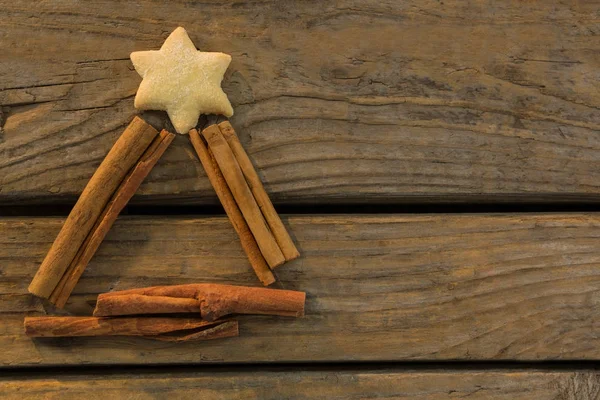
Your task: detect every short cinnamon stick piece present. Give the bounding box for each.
[201,124,285,268]
[24,316,238,341]
[48,130,176,308]
[218,121,299,263]
[29,117,159,299]
[94,283,306,321]
[189,129,275,285]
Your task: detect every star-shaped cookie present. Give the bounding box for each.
[131,27,234,134]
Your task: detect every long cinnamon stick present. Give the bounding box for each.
[218,120,299,263]
[201,124,285,269]
[94,283,306,321]
[189,129,275,285]
[29,117,159,299]
[24,316,238,341]
[49,129,176,307]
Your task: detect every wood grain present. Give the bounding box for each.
[1,369,599,399]
[2,1,600,204]
[3,213,600,366]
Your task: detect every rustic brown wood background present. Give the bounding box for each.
[1,0,599,398]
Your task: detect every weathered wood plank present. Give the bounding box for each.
[2,214,600,365]
[1,369,598,399]
[1,1,600,204]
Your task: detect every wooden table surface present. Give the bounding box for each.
[2,1,600,398]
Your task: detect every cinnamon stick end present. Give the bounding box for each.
[260,274,277,287]
[23,317,33,337]
[296,292,306,317]
[280,248,300,265]
[50,292,68,309]
[27,283,50,301]
[267,256,286,270]
[131,115,160,137]
[160,129,176,138]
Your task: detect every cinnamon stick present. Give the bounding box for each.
[97,294,201,315]
[189,129,275,285]
[201,124,285,268]
[94,283,306,321]
[49,129,176,307]
[24,316,238,341]
[218,120,299,263]
[29,117,159,299]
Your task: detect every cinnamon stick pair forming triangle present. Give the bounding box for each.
[189,120,300,285]
[25,283,305,342]
[28,117,175,308]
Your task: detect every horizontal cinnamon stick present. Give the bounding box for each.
[24,316,238,342]
[189,129,275,286]
[49,129,176,308]
[218,120,300,263]
[201,124,285,269]
[29,116,159,299]
[94,283,306,321]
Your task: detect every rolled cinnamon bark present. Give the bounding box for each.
[24,316,238,341]
[94,283,306,321]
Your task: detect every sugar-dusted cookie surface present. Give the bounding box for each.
[131,27,233,134]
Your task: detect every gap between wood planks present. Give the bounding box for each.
[4,202,600,216]
[1,360,600,374]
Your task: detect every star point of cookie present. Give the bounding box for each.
[130,27,233,134]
